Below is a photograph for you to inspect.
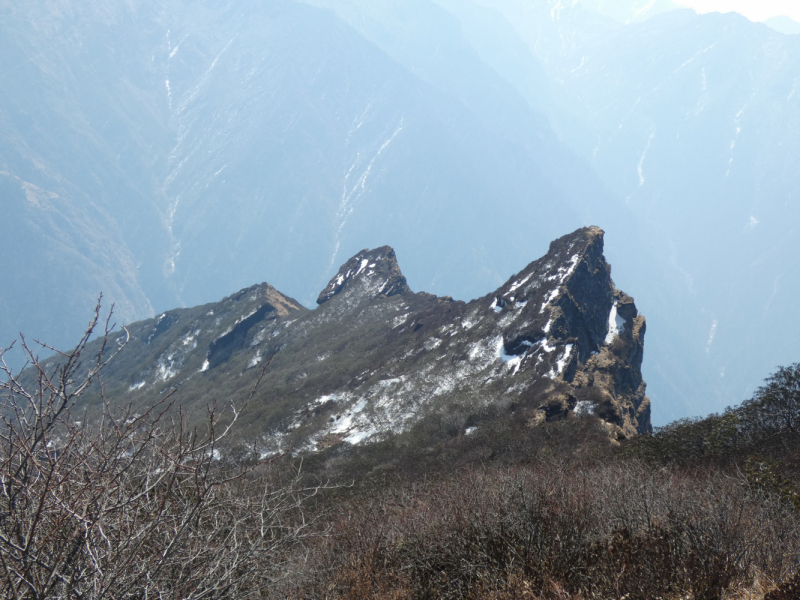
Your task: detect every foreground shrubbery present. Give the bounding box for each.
[293,461,799,600]
[2,307,799,599]
[626,364,800,471]
[0,305,321,599]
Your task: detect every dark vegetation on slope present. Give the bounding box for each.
[2,313,799,599]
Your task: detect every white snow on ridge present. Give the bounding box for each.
[313,392,346,406]
[425,338,443,351]
[393,313,410,328]
[461,311,480,330]
[247,351,263,368]
[507,273,533,295]
[235,307,259,325]
[604,302,626,344]
[129,381,146,392]
[356,258,370,276]
[251,328,267,347]
[547,254,580,285]
[330,399,367,435]
[182,330,199,349]
[156,355,179,381]
[344,428,378,445]
[557,344,573,373]
[498,337,522,366]
[540,288,560,313]
[547,344,573,380]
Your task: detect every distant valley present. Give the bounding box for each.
[1,0,799,423]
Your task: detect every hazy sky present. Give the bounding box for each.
[677,0,800,22]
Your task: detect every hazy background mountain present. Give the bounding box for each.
[1,0,798,424]
[763,15,800,36]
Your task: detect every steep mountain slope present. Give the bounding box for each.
[450,0,800,421]
[0,1,173,351]
[4,0,797,426]
[72,227,649,456]
[0,0,593,370]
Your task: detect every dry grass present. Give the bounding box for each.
[289,461,800,600]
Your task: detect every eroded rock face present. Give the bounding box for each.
[75,226,650,452]
[316,246,410,306]
[479,226,650,437]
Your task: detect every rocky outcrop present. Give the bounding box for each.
[480,226,650,436]
[71,226,650,452]
[316,246,410,306]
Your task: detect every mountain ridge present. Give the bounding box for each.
[40,226,649,457]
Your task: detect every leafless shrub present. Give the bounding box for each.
[0,300,322,599]
[298,462,800,600]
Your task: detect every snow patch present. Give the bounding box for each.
[574,400,594,415]
[235,307,259,325]
[356,258,370,276]
[313,392,346,406]
[547,254,580,285]
[507,273,533,295]
[498,338,522,365]
[547,344,573,379]
[461,311,480,330]
[540,338,556,353]
[247,351,263,369]
[604,302,626,344]
[129,381,146,392]
[250,328,267,347]
[540,288,560,313]
[344,428,378,445]
[155,351,181,381]
[392,313,410,328]
[557,344,573,373]
[199,359,210,373]
[424,338,443,351]
[182,330,199,350]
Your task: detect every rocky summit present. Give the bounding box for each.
[67,226,650,455]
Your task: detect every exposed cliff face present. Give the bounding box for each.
[66,226,649,453]
[316,246,410,306]
[478,226,650,436]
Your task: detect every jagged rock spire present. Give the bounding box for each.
[317,246,411,306]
